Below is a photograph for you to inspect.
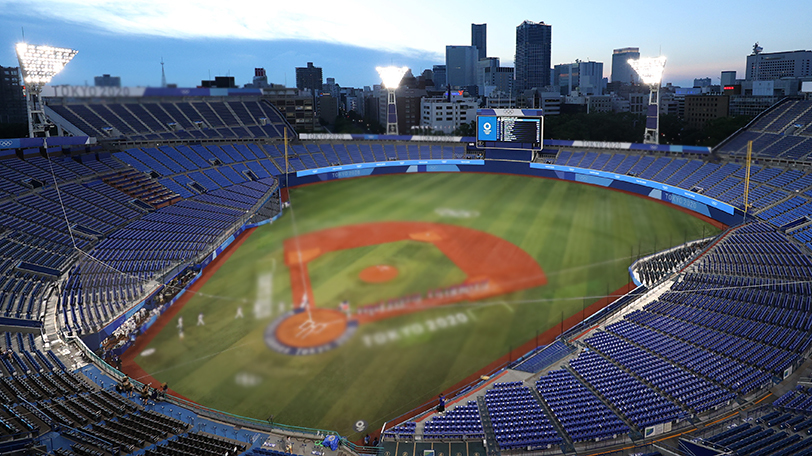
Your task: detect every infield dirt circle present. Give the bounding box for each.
[359,265,399,283]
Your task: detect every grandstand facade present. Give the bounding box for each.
[1,94,812,455]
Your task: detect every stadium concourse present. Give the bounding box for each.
[0,93,811,455]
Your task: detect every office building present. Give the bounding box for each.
[611,47,640,84]
[94,74,121,87]
[446,46,478,88]
[472,23,487,60]
[746,49,812,80]
[515,20,552,93]
[420,96,478,134]
[263,84,316,132]
[684,95,729,129]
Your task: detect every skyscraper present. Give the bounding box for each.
[472,23,487,60]
[611,47,640,84]
[514,20,552,94]
[446,46,478,89]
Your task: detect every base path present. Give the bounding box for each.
[283,221,547,310]
[270,222,547,354]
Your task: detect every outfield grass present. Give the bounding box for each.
[133,173,721,436]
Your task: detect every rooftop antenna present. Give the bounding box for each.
[161,57,167,88]
[21,27,24,41]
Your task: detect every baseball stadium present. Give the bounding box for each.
[2,45,812,456]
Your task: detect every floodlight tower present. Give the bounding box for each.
[15,43,78,137]
[628,56,666,145]
[376,66,408,135]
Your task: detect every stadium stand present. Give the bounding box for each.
[422,401,484,440]
[4,95,812,455]
[484,382,563,450]
[46,98,288,142]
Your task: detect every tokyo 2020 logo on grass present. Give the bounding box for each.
[265,221,547,355]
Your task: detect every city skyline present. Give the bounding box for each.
[1,0,811,89]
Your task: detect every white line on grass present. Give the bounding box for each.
[136,342,252,380]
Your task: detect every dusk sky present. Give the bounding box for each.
[2,0,811,90]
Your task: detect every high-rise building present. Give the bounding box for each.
[263,84,316,132]
[611,47,640,84]
[446,46,478,88]
[554,60,603,95]
[324,77,340,99]
[745,49,812,80]
[721,71,737,87]
[295,62,323,93]
[515,20,552,94]
[490,67,515,98]
[476,57,500,94]
[94,74,121,87]
[0,66,26,125]
[432,65,447,88]
[472,23,487,60]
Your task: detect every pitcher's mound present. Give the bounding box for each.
[359,265,399,283]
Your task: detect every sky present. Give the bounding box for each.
[2,0,812,90]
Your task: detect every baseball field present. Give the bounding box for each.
[126,172,721,436]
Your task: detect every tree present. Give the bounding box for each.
[452,121,476,137]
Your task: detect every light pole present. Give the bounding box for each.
[628,56,666,145]
[15,43,78,138]
[376,66,408,135]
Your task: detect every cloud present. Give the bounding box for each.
[8,0,447,60]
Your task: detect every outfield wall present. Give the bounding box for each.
[286,159,744,226]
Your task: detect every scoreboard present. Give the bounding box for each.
[476,109,543,151]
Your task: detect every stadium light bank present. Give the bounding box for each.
[628,56,667,145]
[15,42,78,137]
[376,65,409,135]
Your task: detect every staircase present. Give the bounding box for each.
[528,386,575,453]
[564,365,643,441]
[476,397,500,456]
[576,336,695,421]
